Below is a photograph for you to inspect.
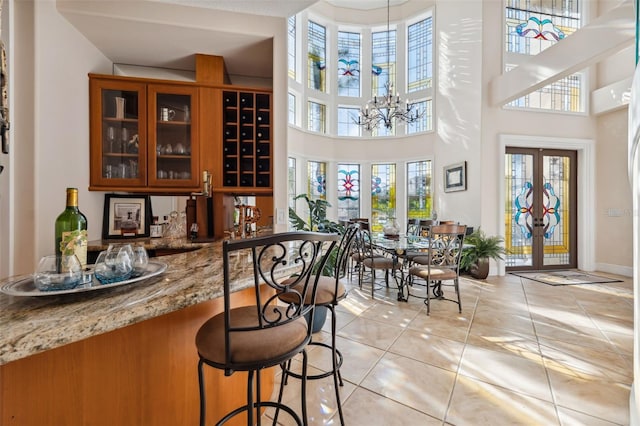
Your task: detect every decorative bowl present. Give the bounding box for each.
[33,254,83,291]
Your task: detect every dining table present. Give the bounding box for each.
[370,234,431,301]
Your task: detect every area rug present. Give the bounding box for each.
[510,270,623,286]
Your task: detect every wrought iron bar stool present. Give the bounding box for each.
[278,224,360,425]
[195,231,339,426]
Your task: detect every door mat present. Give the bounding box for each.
[510,270,623,286]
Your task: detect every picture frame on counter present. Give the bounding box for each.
[443,161,467,193]
[102,194,151,239]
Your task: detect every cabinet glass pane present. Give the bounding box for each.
[155,93,193,181]
[101,89,140,179]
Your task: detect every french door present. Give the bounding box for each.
[504,148,577,271]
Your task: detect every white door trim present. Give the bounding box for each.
[498,134,595,274]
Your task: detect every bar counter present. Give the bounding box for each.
[0,237,273,425]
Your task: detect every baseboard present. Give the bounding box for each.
[595,262,633,277]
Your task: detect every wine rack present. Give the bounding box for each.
[221,90,272,189]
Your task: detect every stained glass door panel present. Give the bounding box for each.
[505,148,577,270]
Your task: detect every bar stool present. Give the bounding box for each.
[195,231,339,426]
[278,224,360,425]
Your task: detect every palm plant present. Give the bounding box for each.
[289,194,345,278]
[460,228,506,279]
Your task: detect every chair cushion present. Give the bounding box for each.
[408,266,457,281]
[362,257,398,270]
[278,275,347,305]
[195,305,308,367]
[410,255,430,265]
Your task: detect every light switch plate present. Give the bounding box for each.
[276,208,286,224]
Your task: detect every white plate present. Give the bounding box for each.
[0,261,168,297]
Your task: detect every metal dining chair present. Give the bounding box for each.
[407,224,467,314]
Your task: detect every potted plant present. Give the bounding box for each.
[289,194,345,331]
[460,228,506,279]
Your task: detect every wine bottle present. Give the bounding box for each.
[55,188,88,269]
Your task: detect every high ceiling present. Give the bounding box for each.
[57,0,411,81]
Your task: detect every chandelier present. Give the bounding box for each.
[357,0,422,131]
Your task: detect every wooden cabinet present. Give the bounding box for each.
[89,75,200,193]
[89,72,273,200]
[220,90,272,191]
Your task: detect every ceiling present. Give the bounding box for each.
[57,0,318,81]
[57,0,411,82]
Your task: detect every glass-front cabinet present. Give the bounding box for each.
[147,85,199,188]
[90,79,147,188]
[89,75,199,192]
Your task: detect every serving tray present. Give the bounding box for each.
[0,261,168,297]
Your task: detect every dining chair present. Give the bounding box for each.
[407,224,467,315]
[357,229,401,299]
[278,223,360,426]
[195,231,339,426]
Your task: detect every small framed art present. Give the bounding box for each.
[102,194,151,239]
[443,161,467,193]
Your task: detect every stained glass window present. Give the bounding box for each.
[337,163,360,221]
[308,21,326,92]
[504,0,583,113]
[288,157,296,210]
[337,107,361,137]
[407,160,432,219]
[308,101,326,133]
[308,161,327,200]
[407,100,431,134]
[407,17,433,92]
[372,30,396,98]
[288,16,296,80]
[371,163,396,233]
[337,31,361,97]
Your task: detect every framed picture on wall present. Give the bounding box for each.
[443,161,467,193]
[102,194,151,239]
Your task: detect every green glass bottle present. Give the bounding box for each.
[55,188,88,269]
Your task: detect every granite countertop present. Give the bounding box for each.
[0,238,256,366]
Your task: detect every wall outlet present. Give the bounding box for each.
[276,208,286,225]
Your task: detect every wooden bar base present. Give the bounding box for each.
[0,286,275,426]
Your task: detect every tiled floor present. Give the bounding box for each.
[265,271,634,425]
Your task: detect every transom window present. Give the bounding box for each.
[407,17,433,92]
[504,0,584,113]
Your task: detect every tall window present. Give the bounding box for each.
[337,107,361,137]
[308,101,326,133]
[337,31,361,97]
[371,163,396,233]
[504,0,583,112]
[337,163,360,221]
[288,16,296,79]
[288,157,297,210]
[407,160,432,219]
[308,21,326,92]
[288,92,296,125]
[407,17,433,92]
[371,29,396,98]
[406,100,431,134]
[308,161,327,200]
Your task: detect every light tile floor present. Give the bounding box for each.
[265,271,633,425]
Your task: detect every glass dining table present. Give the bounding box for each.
[370,234,431,302]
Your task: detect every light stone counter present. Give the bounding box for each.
[0,238,254,366]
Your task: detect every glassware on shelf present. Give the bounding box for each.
[163,211,183,239]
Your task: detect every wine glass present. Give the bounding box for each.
[106,126,116,152]
[34,254,82,291]
[94,244,134,284]
[132,246,149,277]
